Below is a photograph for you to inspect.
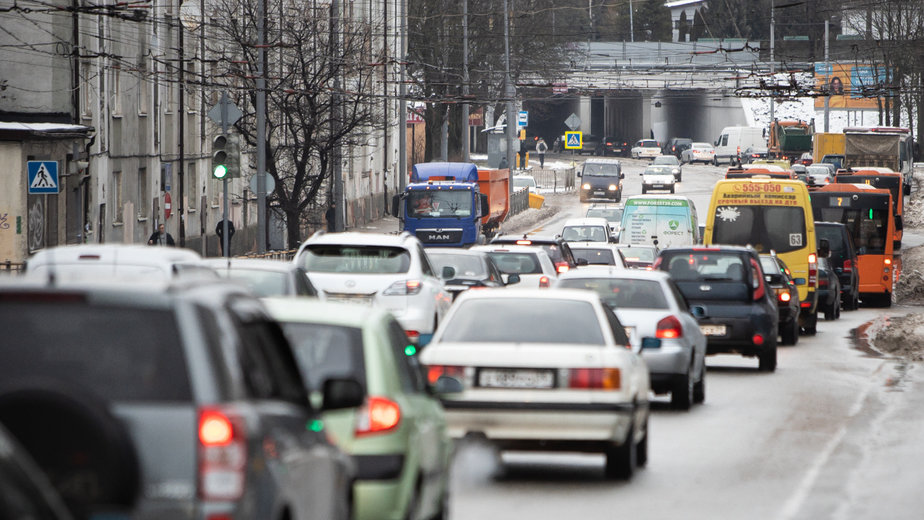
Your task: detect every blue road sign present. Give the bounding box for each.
[27,161,59,194]
[564,131,583,150]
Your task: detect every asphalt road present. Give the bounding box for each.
[447,156,924,520]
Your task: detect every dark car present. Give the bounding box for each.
[817,256,842,320]
[663,138,692,159]
[425,248,510,300]
[0,279,360,520]
[815,222,860,310]
[742,146,769,164]
[491,234,578,273]
[655,246,779,372]
[597,136,630,157]
[580,134,603,155]
[759,254,801,346]
[821,154,845,171]
[579,158,624,202]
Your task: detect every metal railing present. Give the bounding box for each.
[526,167,576,193]
[0,260,25,273]
[509,187,530,216]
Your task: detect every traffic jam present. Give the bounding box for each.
[0,125,917,519]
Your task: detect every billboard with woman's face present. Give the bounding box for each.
[814,63,887,109]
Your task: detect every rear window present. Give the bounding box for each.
[218,269,289,297]
[487,252,543,274]
[428,253,487,279]
[557,278,669,309]
[815,226,845,251]
[0,302,191,402]
[586,208,623,222]
[562,226,608,242]
[664,252,748,282]
[299,245,411,274]
[280,323,366,393]
[439,298,606,345]
[572,248,616,265]
[617,246,656,263]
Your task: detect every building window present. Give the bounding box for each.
[137,167,149,220]
[111,67,122,117]
[81,60,93,120]
[186,162,197,212]
[138,55,149,116]
[113,171,123,224]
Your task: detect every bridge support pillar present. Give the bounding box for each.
[579,96,592,135]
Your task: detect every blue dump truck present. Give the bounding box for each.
[392,162,510,247]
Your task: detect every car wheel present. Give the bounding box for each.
[615,192,622,203]
[849,292,860,311]
[758,341,778,372]
[604,420,636,480]
[635,417,649,468]
[781,317,799,346]
[824,303,835,321]
[669,186,675,194]
[641,187,647,194]
[670,371,693,411]
[712,157,718,166]
[693,367,705,404]
[802,311,818,335]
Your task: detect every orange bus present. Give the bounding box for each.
[725,167,795,180]
[834,169,904,247]
[810,183,897,307]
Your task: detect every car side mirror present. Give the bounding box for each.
[441,265,456,280]
[577,170,583,177]
[506,273,521,285]
[620,172,625,179]
[690,305,706,319]
[321,378,365,410]
[641,337,661,349]
[818,238,831,259]
[433,375,464,394]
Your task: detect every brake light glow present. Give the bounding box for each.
[779,290,791,302]
[198,408,246,501]
[427,365,465,385]
[884,258,892,266]
[808,253,818,287]
[516,240,532,245]
[568,368,620,390]
[752,334,765,346]
[556,263,569,273]
[656,316,683,339]
[800,301,812,308]
[355,396,401,436]
[539,276,551,288]
[843,259,853,272]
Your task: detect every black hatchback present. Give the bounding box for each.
[655,246,779,372]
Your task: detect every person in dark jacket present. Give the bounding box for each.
[326,202,337,232]
[147,224,175,246]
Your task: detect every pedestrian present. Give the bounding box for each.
[147,223,175,246]
[536,138,549,168]
[498,155,509,170]
[325,201,337,232]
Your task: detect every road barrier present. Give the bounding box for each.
[530,167,575,193]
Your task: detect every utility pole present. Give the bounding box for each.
[256,0,267,252]
[823,19,830,132]
[398,0,407,190]
[178,0,186,247]
[629,0,634,42]
[504,0,515,197]
[331,0,343,231]
[461,0,470,162]
[769,0,775,123]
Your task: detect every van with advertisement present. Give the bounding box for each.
[618,195,700,248]
[704,177,824,334]
[713,126,766,166]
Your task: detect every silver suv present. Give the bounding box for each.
[0,278,360,520]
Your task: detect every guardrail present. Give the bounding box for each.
[528,167,576,193]
[509,187,530,216]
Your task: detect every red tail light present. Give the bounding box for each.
[800,301,812,308]
[750,258,766,300]
[356,396,401,436]
[516,240,532,245]
[752,334,765,346]
[539,275,551,288]
[819,277,829,288]
[556,262,569,273]
[779,290,791,302]
[427,365,464,385]
[656,315,683,339]
[198,408,246,501]
[843,259,853,272]
[568,368,620,389]
[807,253,818,287]
[405,330,420,343]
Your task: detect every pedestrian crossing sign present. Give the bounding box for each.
[564,131,582,150]
[27,161,59,194]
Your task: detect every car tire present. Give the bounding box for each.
[824,303,836,321]
[758,341,778,372]
[670,372,693,411]
[604,420,636,480]
[615,192,622,203]
[635,417,649,468]
[781,317,799,346]
[802,311,818,335]
[669,186,675,194]
[641,187,647,194]
[0,381,141,516]
[693,368,705,404]
[712,157,718,166]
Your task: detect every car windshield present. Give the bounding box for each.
[665,252,748,282]
[617,246,656,262]
[712,206,808,254]
[486,252,543,274]
[586,207,623,223]
[439,298,606,345]
[692,143,712,148]
[582,163,620,177]
[407,190,472,217]
[300,245,411,273]
[558,278,669,309]
[562,226,608,242]
[280,322,365,393]
[217,269,289,297]
[428,253,487,279]
[572,248,616,265]
[0,303,191,402]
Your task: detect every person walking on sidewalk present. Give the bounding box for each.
[325,201,337,232]
[536,138,549,168]
[147,223,175,246]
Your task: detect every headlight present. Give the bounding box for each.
[582,183,591,190]
[608,184,617,191]
[673,168,680,174]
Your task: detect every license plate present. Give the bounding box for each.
[652,184,664,188]
[700,324,727,336]
[594,191,605,195]
[478,368,554,389]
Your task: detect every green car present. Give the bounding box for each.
[265,298,452,520]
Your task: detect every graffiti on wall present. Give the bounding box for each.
[0,213,9,230]
[28,198,44,251]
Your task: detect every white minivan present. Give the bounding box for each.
[713,126,765,165]
[618,195,699,249]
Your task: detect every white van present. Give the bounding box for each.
[24,244,216,282]
[714,126,765,165]
[618,195,699,249]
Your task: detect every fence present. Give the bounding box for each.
[509,187,530,216]
[528,167,576,193]
[0,260,25,273]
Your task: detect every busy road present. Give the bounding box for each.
[449,155,924,520]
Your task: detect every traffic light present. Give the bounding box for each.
[225,133,240,178]
[212,134,228,179]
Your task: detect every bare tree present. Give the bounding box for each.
[207,0,380,246]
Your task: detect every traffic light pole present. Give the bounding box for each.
[219,92,230,258]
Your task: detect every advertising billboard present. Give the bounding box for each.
[814,63,887,109]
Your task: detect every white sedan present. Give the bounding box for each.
[555,268,707,410]
[470,245,557,288]
[421,289,651,480]
[640,165,676,194]
[631,139,662,159]
[680,142,716,164]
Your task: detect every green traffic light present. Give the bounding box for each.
[213,164,228,179]
[404,345,417,356]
